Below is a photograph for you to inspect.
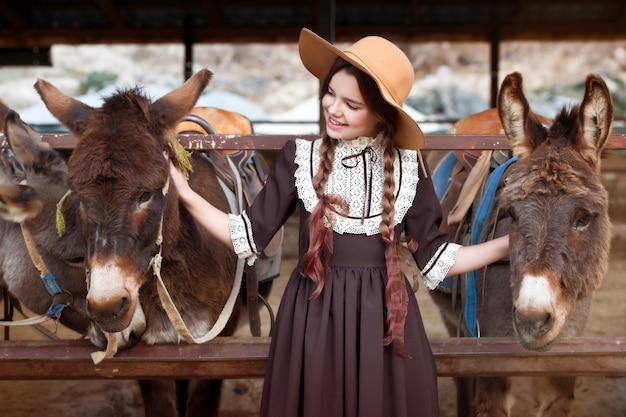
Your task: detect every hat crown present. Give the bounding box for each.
[343,36,414,106]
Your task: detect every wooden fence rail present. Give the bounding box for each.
[1,337,626,380]
[3,132,626,151]
[0,132,625,380]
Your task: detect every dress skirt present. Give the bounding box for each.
[259,232,440,417]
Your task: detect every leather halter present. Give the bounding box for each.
[151,172,244,345]
[0,223,70,329]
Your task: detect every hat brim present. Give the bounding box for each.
[298,28,425,150]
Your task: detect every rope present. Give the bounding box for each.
[20,223,49,275]
[7,224,66,321]
[90,332,118,364]
[1,224,70,328]
[56,189,72,236]
[0,314,49,327]
[154,253,244,344]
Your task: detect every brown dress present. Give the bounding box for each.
[230,137,455,417]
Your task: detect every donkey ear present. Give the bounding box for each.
[578,73,613,165]
[34,79,94,136]
[4,110,50,168]
[0,99,10,126]
[497,72,547,159]
[150,68,213,129]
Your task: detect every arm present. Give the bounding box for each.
[446,235,509,277]
[402,161,509,286]
[169,162,233,250]
[169,140,299,258]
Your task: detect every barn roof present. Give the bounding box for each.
[3,1,623,107]
[0,0,624,49]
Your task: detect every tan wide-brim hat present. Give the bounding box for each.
[298,28,425,150]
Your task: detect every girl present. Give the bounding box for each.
[170,28,508,417]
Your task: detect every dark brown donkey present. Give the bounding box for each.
[430,72,612,417]
[35,69,243,417]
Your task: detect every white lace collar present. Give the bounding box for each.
[337,134,382,154]
[294,137,420,236]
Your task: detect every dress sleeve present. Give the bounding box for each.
[228,140,299,264]
[403,164,461,289]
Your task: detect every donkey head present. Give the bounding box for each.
[496,72,612,350]
[34,69,213,336]
[0,110,88,333]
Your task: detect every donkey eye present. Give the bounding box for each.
[137,191,153,205]
[572,212,593,231]
[64,256,85,268]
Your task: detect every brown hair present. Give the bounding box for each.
[301,58,407,349]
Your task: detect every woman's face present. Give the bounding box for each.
[321,69,381,141]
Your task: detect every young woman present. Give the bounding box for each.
[170,28,508,417]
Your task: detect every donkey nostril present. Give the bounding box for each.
[535,313,552,331]
[514,307,553,334]
[113,297,129,318]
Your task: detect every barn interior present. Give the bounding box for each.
[1,2,626,417]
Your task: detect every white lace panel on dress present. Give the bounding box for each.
[294,136,420,236]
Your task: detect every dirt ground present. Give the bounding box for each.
[0,155,626,417]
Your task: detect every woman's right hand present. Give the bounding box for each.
[168,160,233,248]
[169,161,193,201]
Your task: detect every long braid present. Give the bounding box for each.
[302,136,345,299]
[378,136,411,355]
[379,136,396,244]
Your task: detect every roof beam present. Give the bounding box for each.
[2,22,626,49]
[0,0,27,29]
[0,1,625,48]
[94,0,125,28]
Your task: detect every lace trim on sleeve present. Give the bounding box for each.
[228,212,258,266]
[421,242,462,290]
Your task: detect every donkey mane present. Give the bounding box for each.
[102,86,152,118]
[549,105,581,146]
[67,90,167,190]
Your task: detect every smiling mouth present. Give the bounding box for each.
[328,117,345,128]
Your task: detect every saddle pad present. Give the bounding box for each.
[432,151,458,200]
[464,156,518,337]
